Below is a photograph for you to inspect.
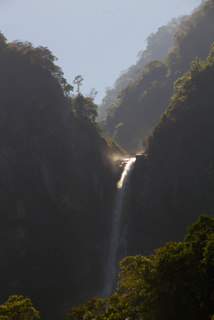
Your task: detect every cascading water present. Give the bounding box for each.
[103,157,136,297]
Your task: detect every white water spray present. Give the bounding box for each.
[103,157,136,297]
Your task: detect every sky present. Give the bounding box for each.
[0,0,202,103]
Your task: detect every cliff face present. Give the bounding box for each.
[123,43,214,257]
[101,0,214,153]
[0,39,116,319]
[98,17,182,121]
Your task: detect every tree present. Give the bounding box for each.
[6,41,73,97]
[87,88,98,100]
[0,295,39,320]
[73,75,84,94]
[71,94,98,121]
[0,32,7,49]
[66,215,214,320]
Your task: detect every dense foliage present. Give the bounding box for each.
[66,216,214,320]
[100,0,214,152]
[123,42,214,259]
[71,94,98,122]
[98,17,182,121]
[1,1,214,319]
[1,217,213,320]
[0,33,118,320]
[0,295,39,320]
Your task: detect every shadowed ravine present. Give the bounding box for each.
[102,157,136,297]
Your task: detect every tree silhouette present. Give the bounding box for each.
[73,75,84,94]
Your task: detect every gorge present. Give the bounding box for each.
[0,1,214,319]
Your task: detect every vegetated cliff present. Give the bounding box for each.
[98,17,182,120]
[123,43,214,256]
[101,0,214,153]
[0,35,117,319]
[66,215,214,320]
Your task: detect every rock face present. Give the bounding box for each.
[98,16,182,121]
[122,43,214,257]
[0,39,116,319]
[100,0,214,153]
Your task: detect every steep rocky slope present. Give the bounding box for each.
[124,43,214,256]
[0,36,116,319]
[98,17,182,120]
[101,0,214,153]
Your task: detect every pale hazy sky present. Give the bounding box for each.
[0,0,202,102]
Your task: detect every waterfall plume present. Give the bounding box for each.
[102,157,136,297]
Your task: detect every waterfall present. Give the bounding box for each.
[102,157,136,297]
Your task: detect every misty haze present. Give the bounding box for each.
[0,1,213,320]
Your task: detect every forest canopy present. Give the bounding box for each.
[66,215,214,320]
[99,0,214,153]
[0,35,73,97]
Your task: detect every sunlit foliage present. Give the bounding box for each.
[98,17,183,120]
[71,94,98,122]
[0,295,39,320]
[67,216,214,320]
[100,0,214,153]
